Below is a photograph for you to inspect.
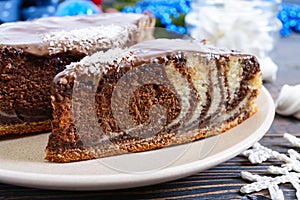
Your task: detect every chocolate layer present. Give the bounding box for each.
[0,48,85,125]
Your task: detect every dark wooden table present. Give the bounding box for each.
[1,34,300,200]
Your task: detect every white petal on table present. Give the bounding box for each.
[276,84,300,120]
[258,57,278,82]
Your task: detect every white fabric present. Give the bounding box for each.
[258,57,278,82]
[276,84,300,120]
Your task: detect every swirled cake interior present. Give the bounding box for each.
[46,39,262,162]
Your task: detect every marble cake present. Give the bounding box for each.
[0,13,154,135]
[46,39,262,162]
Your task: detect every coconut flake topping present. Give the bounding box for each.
[43,25,135,55]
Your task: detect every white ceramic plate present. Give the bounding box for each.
[0,87,274,191]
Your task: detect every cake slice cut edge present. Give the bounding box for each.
[46,39,262,163]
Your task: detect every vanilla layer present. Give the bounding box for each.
[165,63,191,128]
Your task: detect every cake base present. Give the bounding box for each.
[0,120,52,136]
[46,103,258,163]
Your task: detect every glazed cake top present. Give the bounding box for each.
[0,13,152,56]
[61,39,253,78]
[130,38,234,58]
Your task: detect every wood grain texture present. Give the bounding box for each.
[1,35,300,200]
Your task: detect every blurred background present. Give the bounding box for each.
[0,0,299,36]
[0,0,299,78]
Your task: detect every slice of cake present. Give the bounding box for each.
[0,13,154,136]
[46,39,262,163]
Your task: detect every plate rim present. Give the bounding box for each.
[0,86,275,191]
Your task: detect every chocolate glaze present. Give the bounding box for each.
[130,39,236,59]
[0,13,152,56]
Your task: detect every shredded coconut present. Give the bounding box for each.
[65,48,135,76]
[241,133,300,200]
[43,25,135,55]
